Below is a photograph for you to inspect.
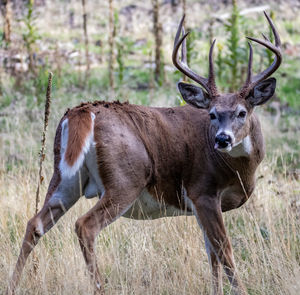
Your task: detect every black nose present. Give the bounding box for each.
[215,133,232,148]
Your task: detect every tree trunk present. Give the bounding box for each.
[1,0,12,45]
[81,0,90,83]
[108,0,115,91]
[152,0,163,85]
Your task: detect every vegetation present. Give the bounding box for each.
[0,0,299,294]
[22,0,40,74]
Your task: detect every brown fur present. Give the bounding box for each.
[52,100,264,215]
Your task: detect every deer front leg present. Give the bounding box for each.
[204,232,223,295]
[75,186,143,294]
[193,196,247,295]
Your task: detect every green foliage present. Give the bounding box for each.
[216,42,225,87]
[185,28,200,85]
[22,1,40,53]
[114,10,124,86]
[116,42,124,85]
[0,92,13,109]
[157,49,165,87]
[277,76,300,109]
[276,56,300,109]
[0,75,16,109]
[186,29,198,66]
[223,0,246,91]
[0,28,4,48]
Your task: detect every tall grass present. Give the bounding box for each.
[0,158,299,295]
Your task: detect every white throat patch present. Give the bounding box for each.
[228,135,252,158]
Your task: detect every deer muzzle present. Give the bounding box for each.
[214,133,232,151]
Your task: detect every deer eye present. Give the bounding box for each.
[238,111,247,118]
[209,113,217,120]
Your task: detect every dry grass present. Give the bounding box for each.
[0,159,299,295]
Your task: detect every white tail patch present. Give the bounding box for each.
[59,112,95,178]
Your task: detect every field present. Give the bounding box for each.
[0,0,299,294]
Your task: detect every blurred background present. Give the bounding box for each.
[0,1,299,294]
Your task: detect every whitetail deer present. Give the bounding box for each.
[8,12,281,295]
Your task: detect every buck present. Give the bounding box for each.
[8,12,281,295]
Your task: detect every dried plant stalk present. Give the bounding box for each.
[35,72,53,214]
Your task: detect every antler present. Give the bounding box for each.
[241,11,282,95]
[172,15,218,97]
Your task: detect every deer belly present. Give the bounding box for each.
[122,189,193,220]
[84,178,103,199]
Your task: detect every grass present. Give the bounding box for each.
[0,156,299,295]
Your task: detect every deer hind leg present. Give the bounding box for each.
[7,170,86,295]
[75,185,143,294]
[7,203,72,295]
[193,196,247,295]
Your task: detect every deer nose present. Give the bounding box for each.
[215,133,232,149]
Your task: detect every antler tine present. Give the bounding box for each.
[241,12,282,93]
[208,39,217,94]
[245,41,253,85]
[181,27,187,65]
[264,11,281,47]
[172,15,217,96]
[174,15,185,48]
[261,33,270,42]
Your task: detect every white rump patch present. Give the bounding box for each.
[59,112,95,178]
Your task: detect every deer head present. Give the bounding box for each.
[173,13,282,153]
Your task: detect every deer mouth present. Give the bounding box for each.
[214,133,233,152]
[214,143,233,153]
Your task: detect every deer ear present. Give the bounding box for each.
[247,78,276,106]
[178,82,210,109]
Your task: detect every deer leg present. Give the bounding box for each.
[7,169,86,295]
[75,187,141,294]
[204,233,223,295]
[7,198,77,294]
[193,196,247,295]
